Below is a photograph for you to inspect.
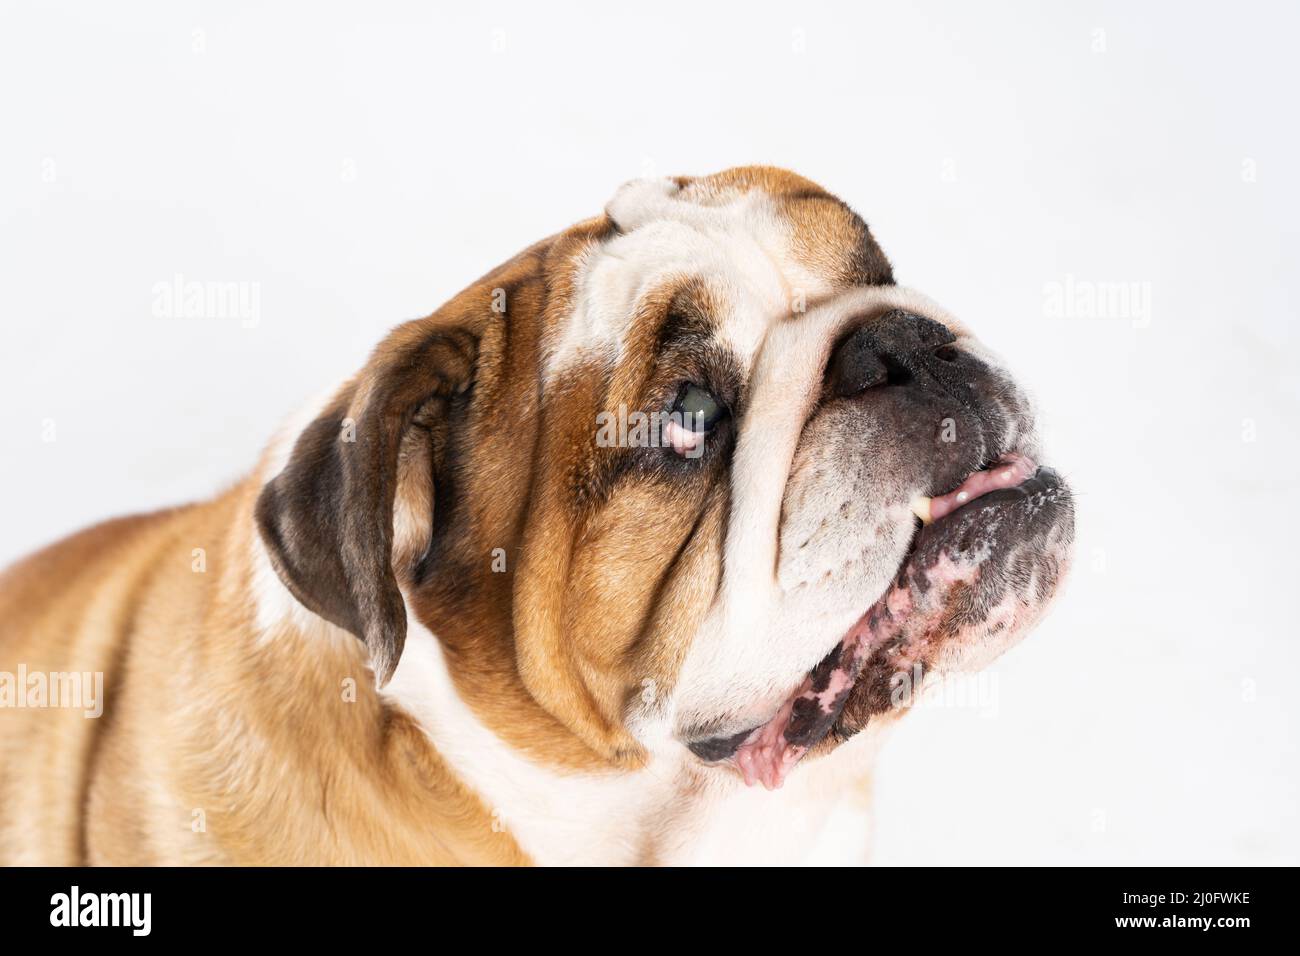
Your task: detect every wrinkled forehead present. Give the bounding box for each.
[543,168,892,378]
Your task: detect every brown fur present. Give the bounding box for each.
[0,485,529,864]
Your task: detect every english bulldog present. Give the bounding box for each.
[0,167,1073,865]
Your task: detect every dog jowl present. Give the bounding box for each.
[0,167,1072,865]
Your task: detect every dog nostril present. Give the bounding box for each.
[881,354,913,386]
[826,327,888,398]
[934,345,959,363]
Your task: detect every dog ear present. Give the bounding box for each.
[255,323,478,685]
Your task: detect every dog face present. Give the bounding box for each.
[257,167,1073,784]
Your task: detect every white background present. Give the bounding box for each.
[2,1,1296,864]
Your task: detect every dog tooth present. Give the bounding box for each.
[910,496,933,525]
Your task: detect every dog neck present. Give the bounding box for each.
[383,614,888,865]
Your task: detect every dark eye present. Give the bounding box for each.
[672,383,727,433]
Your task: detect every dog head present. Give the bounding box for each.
[256,167,1074,784]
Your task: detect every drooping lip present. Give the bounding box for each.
[686,452,1044,789]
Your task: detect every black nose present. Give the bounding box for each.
[825,310,958,399]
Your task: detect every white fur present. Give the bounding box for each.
[543,178,835,380]
[383,616,664,865]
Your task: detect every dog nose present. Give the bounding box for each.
[825,309,958,399]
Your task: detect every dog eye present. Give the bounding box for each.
[673,384,727,433]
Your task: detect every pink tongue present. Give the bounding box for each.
[928,453,1036,522]
[730,454,1038,790]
